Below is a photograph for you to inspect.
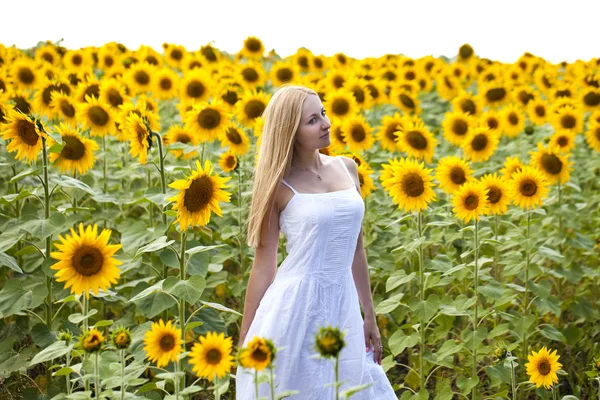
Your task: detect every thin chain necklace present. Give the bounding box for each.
[291,162,323,180]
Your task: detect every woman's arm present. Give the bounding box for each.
[238,198,281,348]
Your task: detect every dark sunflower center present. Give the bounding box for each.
[464,194,479,210]
[145,56,159,65]
[520,178,537,197]
[541,153,563,175]
[444,76,454,90]
[0,79,6,92]
[560,114,576,129]
[332,98,349,116]
[518,91,534,105]
[42,83,70,106]
[366,84,379,99]
[334,127,346,143]
[386,124,400,141]
[472,134,488,151]
[159,78,172,91]
[206,348,222,364]
[73,246,103,276]
[244,99,266,119]
[487,118,499,130]
[176,134,191,144]
[358,172,364,186]
[184,176,214,212]
[460,99,476,114]
[88,106,109,126]
[351,125,366,142]
[276,68,293,82]
[450,167,467,185]
[486,88,506,102]
[508,113,519,126]
[106,88,124,107]
[383,71,396,81]
[297,55,309,68]
[201,46,217,62]
[222,90,239,105]
[17,67,34,85]
[226,127,242,144]
[12,96,31,114]
[245,38,262,53]
[402,172,425,197]
[406,130,427,149]
[226,155,236,168]
[557,136,568,147]
[487,186,501,204]
[159,334,175,351]
[535,105,546,117]
[103,55,114,67]
[84,84,100,100]
[41,52,54,64]
[252,348,268,362]
[188,60,202,69]
[61,136,86,160]
[452,119,468,136]
[556,89,571,98]
[16,120,39,146]
[538,360,551,375]
[333,76,345,89]
[197,108,221,129]
[242,67,259,82]
[353,88,365,103]
[583,92,600,107]
[60,100,76,118]
[71,54,82,66]
[134,70,150,85]
[400,94,415,110]
[404,70,416,81]
[459,44,474,59]
[313,58,323,69]
[595,127,600,141]
[170,49,183,61]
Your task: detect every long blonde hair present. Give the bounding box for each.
[247,85,317,248]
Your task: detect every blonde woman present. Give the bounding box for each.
[236,85,396,399]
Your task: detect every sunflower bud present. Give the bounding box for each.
[57,330,73,345]
[494,342,508,361]
[79,328,105,353]
[525,126,535,135]
[459,44,474,60]
[238,336,276,371]
[315,326,345,358]
[111,327,132,350]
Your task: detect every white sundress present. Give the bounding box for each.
[235,157,397,399]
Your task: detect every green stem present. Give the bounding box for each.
[215,372,221,400]
[335,353,340,400]
[472,219,479,400]
[120,349,125,400]
[42,137,54,387]
[153,132,169,325]
[237,168,244,273]
[178,231,187,393]
[200,142,206,164]
[174,359,180,400]
[510,353,517,400]
[72,171,78,213]
[95,352,100,398]
[558,182,563,251]
[12,166,24,270]
[83,295,90,392]
[102,135,108,228]
[255,369,259,399]
[523,211,531,359]
[66,350,72,395]
[493,214,499,280]
[417,211,425,392]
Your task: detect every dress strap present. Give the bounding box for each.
[337,157,355,186]
[281,179,298,195]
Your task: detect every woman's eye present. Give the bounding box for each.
[310,117,317,123]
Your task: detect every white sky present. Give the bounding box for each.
[1,0,598,64]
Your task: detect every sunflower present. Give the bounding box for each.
[219,83,242,108]
[342,77,373,110]
[357,162,376,198]
[549,105,584,134]
[111,327,132,350]
[341,114,375,152]
[585,121,600,152]
[436,156,474,194]
[380,158,436,212]
[435,72,461,100]
[143,319,183,368]
[461,126,499,163]
[63,49,93,74]
[315,326,346,358]
[442,110,474,146]
[77,96,116,137]
[185,100,231,142]
[99,78,129,110]
[396,120,437,162]
[324,89,358,123]
[525,347,562,389]
[324,70,348,90]
[527,99,549,126]
[10,58,40,90]
[580,87,600,111]
[96,43,121,71]
[49,123,98,174]
[0,97,13,125]
[500,156,524,179]
[168,160,232,231]
[200,43,221,64]
[179,69,212,103]
[269,61,297,87]
[164,124,199,160]
[238,336,275,371]
[511,85,537,107]
[50,92,78,124]
[151,67,179,100]
[452,181,489,223]
[507,166,549,210]
[0,110,48,163]
[10,92,33,115]
[390,86,421,115]
[0,69,9,94]
[221,124,250,155]
[529,142,572,184]
[376,113,404,152]
[74,77,101,103]
[452,91,479,115]
[33,79,72,117]
[549,130,576,153]
[125,61,155,95]
[239,36,264,59]
[218,151,238,172]
[235,90,270,127]
[163,43,187,69]
[479,82,509,108]
[80,328,105,353]
[50,223,122,298]
[186,332,234,381]
[125,113,153,164]
[35,44,61,66]
[237,61,267,90]
[500,104,525,137]
[479,174,511,215]
[364,79,386,105]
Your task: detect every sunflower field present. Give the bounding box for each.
[0,37,599,400]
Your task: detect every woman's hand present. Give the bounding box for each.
[364,316,383,365]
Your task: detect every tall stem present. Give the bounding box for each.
[95,352,100,398]
[102,135,108,228]
[152,132,168,227]
[472,219,479,399]
[237,168,244,273]
[66,351,72,395]
[12,166,24,270]
[493,214,499,280]
[174,359,180,400]
[510,353,517,400]
[120,349,125,400]
[200,142,206,164]
[42,137,54,387]
[178,231,187,392]
[255,369,259,399]
[417,211,425,392]
[523,211,531,358]
[83,295,90,392]
[558,182,563,251]
[335,353,340,400]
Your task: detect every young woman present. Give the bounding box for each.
[236,85,396,399]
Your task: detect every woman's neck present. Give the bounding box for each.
[291,150,323,169]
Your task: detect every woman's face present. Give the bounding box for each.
[294,94,331,150]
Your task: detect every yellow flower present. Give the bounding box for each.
[507,166,550,210]
[168,160,232,231]
[500,156,524,179]
[185,100,231,143]
[442,110,474,146]
[527,99,549,126]
[237,61,267,90]
[435,156,473,194]
[49,123,98,175]
[125,113,152,164]
[0,110,48,163]
[389,85,421,115]
[548,130,576,154]
[357,162,375,199]
[525,346,562,389]
[220,124,250,155]
[80,328,105,353]
[77,95,116,137]
[111,327,132,350]
[179,69,212,103]
[315,326,345,358]
[33,79,71,117]
[479,82,509,108]
[267,61,296,86]
[238,336,275,371]
[342,77,374,110]
[99,78,129,110]
[529,142,572,184]
[235,90,270,127]
[461,126,499,163]
[125,61,155,95]
[549,105,584,134]
[452,181,489,223]
[143,319,183,368]
[396,120,437,162]
[50,223,122,298]
[188,332,235,381]
[585,121,600,152]
[10,58,40,90]
[341,114,375,152]
[479,174,511,216]
[50,92,78,125]
[239,36,265,59]
[218,151,238,173]
[324,89,358,123]
[376,113,404,152]
[452,91,480,115]
[500,104,525,137]
[381,158,436,212]
[164,124,199,160]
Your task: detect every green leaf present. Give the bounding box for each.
[199,300,242,316]
[136,291,177,318]
[134,236,175,259]
[478,280,504,300]
[9,168,42,183]
[536,246,564,262]
[129,279,166,303]
[375,293,404,314]
[68,309,98,324]
[163,276,206,304]
[0,252,22,273]
[434,340,463,362]
[93,320,114,328]
[20,212,67,240]
[386,270,416,292]
[120,221,153,254]
[539,325,566,343]
[1,190,33,205]
[53,366,74,377]
[0,279,33,318]
[456,376,479,395]
[388,330,419,356]
[51,175,96,195]
[410,294,440,322]
[29,341,73,366]
[485,365,511,387]
[31,323,55,347]
[185,244,226,256]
